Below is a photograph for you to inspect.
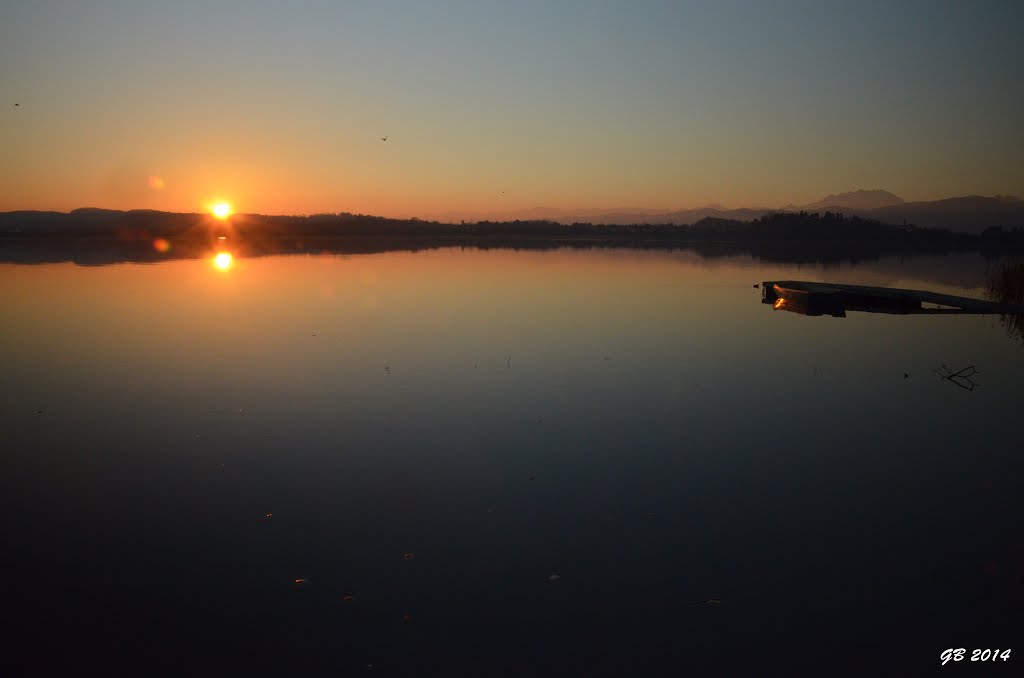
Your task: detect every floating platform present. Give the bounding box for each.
[761,280,1024,317]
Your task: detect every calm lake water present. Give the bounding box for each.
[3,246,1023,676]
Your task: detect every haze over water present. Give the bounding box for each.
[3,247,1023,675]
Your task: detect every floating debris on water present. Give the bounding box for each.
[698,598,721,605]
[343,595,354,603]
[933,363,980,391]
[294,578,309,585]
[547,574,561,583]
[265,513,273,518]
[403,553,414,560]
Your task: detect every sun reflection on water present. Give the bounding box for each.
[212,252,234,271]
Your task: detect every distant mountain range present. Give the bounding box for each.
[428,191,1024,234]
[793,189,905,211]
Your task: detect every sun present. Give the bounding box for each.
[212,202,232,219]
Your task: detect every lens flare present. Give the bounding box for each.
[212,202,232,219]
[213,252,233,271]
[152,238,171,253]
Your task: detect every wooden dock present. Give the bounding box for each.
[761,280,1024,317]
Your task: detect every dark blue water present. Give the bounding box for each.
[3,248,1022,676]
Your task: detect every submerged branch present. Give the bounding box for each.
[932,363,981,391]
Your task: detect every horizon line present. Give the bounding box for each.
[3,191,1023,220]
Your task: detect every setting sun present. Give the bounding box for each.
[212,251,233,271]
[212,202,232,219]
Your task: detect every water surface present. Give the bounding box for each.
[3,247,1022,676]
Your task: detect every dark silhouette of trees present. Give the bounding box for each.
[3,208,1024,268]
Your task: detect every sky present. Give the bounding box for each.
[1,0,1022,218]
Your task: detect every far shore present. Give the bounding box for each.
[3,208,1024,266]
